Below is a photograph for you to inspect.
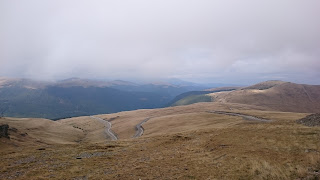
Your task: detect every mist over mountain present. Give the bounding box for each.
[0,77,219,119]
[1,0,320,85]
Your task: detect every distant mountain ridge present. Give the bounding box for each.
[4,77,316,119]
[214,81,320,113]
[56,78,139,88]
[168,87,239,106]
[169,80,320,113]
[0,77,211,119]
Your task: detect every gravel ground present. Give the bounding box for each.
[297,113,320,127]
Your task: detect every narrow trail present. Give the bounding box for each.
[90,116,118,141]
[208,111,271,122]
[133,118,151,138]
[302,86,313,103]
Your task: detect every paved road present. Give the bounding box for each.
[133,118,151,138]
[208,111,271,122]
[90,116,118,141]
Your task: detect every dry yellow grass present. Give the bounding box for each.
[0,117,83,146]
[96,102,268,139]
[208,82,320,113]
[143,112,243,137]
[1,102,319,179]
[59,116,108,143]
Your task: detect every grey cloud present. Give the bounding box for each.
[1,0,320,84]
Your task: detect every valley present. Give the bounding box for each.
[2,0,319,179]
[0,77,212,120]
[0,81,320,179]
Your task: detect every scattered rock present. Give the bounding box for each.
[297,114,320,127]
[9,127,18,132]
[304,149,318,153]
[13,156,36,165]
[0,124,9,138]
[76,151,112,159]
[105,145,117,148]
[37,148,46,150]
[219,144,229,148]
[20,133,28,137]
[171,135,192,141]
[107,116,120,122]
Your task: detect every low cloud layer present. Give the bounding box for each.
[1,0,320,84]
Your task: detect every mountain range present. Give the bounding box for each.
[1,79,320,179]
[1,78,319,120]
[170,80,320,113]
[0,77,225,119]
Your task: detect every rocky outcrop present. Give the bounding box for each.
[0,124,9,138]
[297,114,320,127]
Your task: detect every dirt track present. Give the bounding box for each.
[208,111,271,122]
[133,118,151,138]
[90,116,118,140]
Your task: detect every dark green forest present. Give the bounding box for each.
[0,84,204,120]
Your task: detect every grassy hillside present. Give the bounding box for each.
[1,80,320,179]
[208,81,320,113]
[171,94,212,106]
[168,87,238,106]
[0,117,83,148]
[170,81,320,113]
[1,102,319,179]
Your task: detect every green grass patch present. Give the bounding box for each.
[171,94,212,106]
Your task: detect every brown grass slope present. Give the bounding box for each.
[209,81,320,113]
[59,116,111,143]
[94,102,267,139]
[1,109,320,179]
[0,117,84,151]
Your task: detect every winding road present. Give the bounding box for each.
[208,111,271,122]
[90,116,118,141]
[133,118,151,138]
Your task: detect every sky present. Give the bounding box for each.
[1,0,320,85]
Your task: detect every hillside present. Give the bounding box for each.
[168,87,239,106]
[170,81,320,113]
[209,81,320,113]
[0,117,83,150]
[1,102,319,179]
[1,80,320,179]
[170,94,212,106]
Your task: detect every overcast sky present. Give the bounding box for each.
[1,0,320,85]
